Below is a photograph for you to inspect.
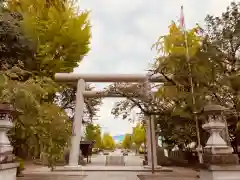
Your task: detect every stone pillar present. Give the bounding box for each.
[145,115,151,165]
[146,115,158,167]
[68,79,85,167]
[143,76,158,168]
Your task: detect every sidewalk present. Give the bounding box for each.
[23,165,172,173]
[20,167,198,180]
[22,163,198,177]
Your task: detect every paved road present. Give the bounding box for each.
[18,175,86,180]
[85,172,139,180]
[18,172,198,180]
[19,153,198,180]
[90,152,143,166]
[85,172,198,180]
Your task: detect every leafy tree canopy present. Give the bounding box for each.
[102,133,115,150]
[122,134,132,149]
[84,123,102,148]
[132,123,145,149]
[7,0,91,76]
[0,0,94,168]
[109,2,240,149]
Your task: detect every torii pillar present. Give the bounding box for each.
[68,78,85,167]
[144,77,158,168]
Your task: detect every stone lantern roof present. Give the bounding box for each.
[203,104,228,115]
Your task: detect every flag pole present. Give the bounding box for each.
[180,6,203,164]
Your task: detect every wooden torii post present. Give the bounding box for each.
[54,73,165,168]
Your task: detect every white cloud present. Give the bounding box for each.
[100,0,146,14]
[75,0,233,136]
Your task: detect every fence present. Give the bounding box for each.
[157,148,199,166]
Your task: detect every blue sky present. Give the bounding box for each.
[75,0,234,136]
[112,135,125,143]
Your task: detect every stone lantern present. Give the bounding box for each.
[200,104,240,180]
[202,104,233,155]
[0,103,18,180]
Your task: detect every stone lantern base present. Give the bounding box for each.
[200,152,240,180]
[200,165,240,180]
[203,153,239,165]
[0,163,18,180]
[200,103,240,180]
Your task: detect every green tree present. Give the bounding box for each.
[108,81,198,148]
[57,84,102,121]
[104,2,240,150]
[0,10,35,72]
[203,2,240,150]
[154,2,240,148]
[0,70,72,168]
[132,123,145,152]
[152,22,210,146]
[85,124,102,148]
[102,133,115,150]
[8,0,91,76]
[122,134,132,149]
[108,23,211,148]
[0,0,92,169]
[95,132,102,149]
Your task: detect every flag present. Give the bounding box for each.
[179,6,185,29]
[180,7,201,35]
[179,6,202,164]
[179,5,189,52]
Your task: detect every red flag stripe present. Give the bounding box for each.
[180,6,185,29]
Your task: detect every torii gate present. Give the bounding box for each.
[55,73,165,168]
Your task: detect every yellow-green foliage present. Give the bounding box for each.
[1,0,91,168]
[8,0,91,75]
[102,133,115,150]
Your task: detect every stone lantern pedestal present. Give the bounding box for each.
[200,104,240,180]
[0,104,18,180]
